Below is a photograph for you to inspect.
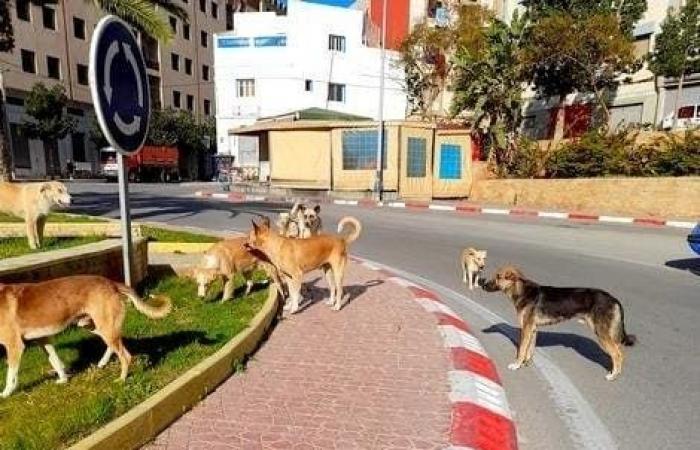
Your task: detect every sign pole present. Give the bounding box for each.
[375,0,387,203]
[117,153,133,286]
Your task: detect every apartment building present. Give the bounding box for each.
[0,0,229,179]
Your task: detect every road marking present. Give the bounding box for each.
[429,204,457,211]
[356,255,618,450]
[387,202,406,208]
[599,215,634,224]
[666,220,696,229]
[538,211,569,219]
[448,370,513,419]
[333,199,358,206]
[482,208,510,215]
[415,297,460,318]
[439,325,488,357]
[211,193,229,199]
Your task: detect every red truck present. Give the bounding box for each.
[100,146,180,182]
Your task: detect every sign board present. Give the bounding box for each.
[689,224,700,256]
[89,16,150,156]
[88,16,151,286]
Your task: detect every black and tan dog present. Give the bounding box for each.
[482,266,636,381]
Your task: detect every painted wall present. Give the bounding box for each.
[268,130,331,188]
[369,0,410,50]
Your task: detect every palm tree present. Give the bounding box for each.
[0,0,187,181]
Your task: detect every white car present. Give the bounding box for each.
[662,104,700,130]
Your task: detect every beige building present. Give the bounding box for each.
[0,0,232,178]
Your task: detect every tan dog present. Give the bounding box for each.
[482,266,636,381]
[191,237,263,301]
[461,248,487,290]
[247,216,361,313]
[0,275,171,397]
[0,181,72,249]
[276,202,322,238]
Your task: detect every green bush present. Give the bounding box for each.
[650,130,700,176]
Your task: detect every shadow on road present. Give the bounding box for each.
[482,322,612,371]
[665,258,700,276]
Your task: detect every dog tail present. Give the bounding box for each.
[117,284,172,319]
[619,303,636,346]
[337,216,362,243]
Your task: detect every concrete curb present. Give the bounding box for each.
[350,255,518,450]
[148,242,216,254]
[69,284,279,450]
[194,190,697,230]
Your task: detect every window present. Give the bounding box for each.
[199,0,206,13]
[185,58,192,75]
[678,106,695,119]
[236,79,255,97]
[73,17,86,39]
[204,99,211,116]
[10,124,31,169]
[212,2,219,18]
[77,64,89,85]
[406,137,427,177]
[171,52,180,71]
[46,56,61,79]
[72,132,86,162]
[202,64,210,81]
[226,4,234,30]
[328,83,345,102]
[169,16,177,34]
[173,90,181,108]
[17,0,31,22]
[305,79,313,92]
[200,31,208,47]
[341,130,387,170]
[633,34,651,59]
[42,6,56,30]
[6,97,24,106]
[183,23,191,40]
[439,144,462,180]
[186,94,194,111]
[21,49,36,74]
[328,34,346,52]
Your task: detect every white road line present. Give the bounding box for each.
[429,204,457,211]
[356,255,618,450]
[388,202,406,208]
[448,370,513,420]
[482,208,510,215]
[211,193,229,199]
[666,221,696,229]
[538,211,569,220]
[599,215,634,224]
[386,276,420,288]
[439,325,487,357]
[415,298,460,319]
[333,199,359,206]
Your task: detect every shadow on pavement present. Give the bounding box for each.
[482,322,613,371]
[665,258,700,276]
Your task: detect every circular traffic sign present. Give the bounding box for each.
[688,224,700,256]
[89,16,150,155]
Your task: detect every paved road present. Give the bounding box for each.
[68,182,699,450]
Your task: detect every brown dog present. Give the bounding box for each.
[482,266,636,381]
[0,181,72,249]
[247,216,361,313]
[0,275,171,397]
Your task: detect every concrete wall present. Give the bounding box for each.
[0,238,148,285]
[269,130,331,188]
[470,177,700,218]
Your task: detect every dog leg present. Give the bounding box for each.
[26,217,38,250]
[43,343,68,384]
[524,329,538,366]
[462,263,467,284]
[468,270,475,290]
[598,336,624,381]
[474,273,480,288]
[332,258,346,311]
[98,348,114,368]
[509,323,535,371]
[1,339,24,398]
[244,278,254,296]
[323,266,335,306]
[287,276,303,314]
[221,277,235,302]
[37,215,47,248]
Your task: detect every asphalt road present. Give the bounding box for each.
[68,182,699,450]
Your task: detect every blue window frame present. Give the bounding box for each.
[439,144,461,180]
[342,130,387,170]
[406,137,426,177]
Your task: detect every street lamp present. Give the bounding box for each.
[375,0,387,202]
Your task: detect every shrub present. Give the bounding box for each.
[651,130,700,176]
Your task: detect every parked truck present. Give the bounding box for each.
[100,146,180,182]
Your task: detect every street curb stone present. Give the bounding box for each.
[351,255,519,450]
[194,190,697,230]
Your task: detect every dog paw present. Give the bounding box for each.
[605,372,618,381]
[324,298,334,306]
[507,362,522,371]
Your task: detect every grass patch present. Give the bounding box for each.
[141,226,221,243]
[0,274,267,449]
[0,213,106,223]
[0,236,105,260]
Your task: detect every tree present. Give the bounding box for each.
[21,83,76,178]
[451,12,527,165]
[649,0,700,129]
[0,0,188,181]
[399,4,490,118]
[521,0,647,35]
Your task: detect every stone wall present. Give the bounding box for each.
[0,238,149,285]
[469,177,700,218]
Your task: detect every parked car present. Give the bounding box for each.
[661,104,700,130]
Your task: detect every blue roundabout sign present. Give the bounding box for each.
[688,224,700,256]
[89,16,150,155]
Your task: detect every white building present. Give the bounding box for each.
[213,0,407,167]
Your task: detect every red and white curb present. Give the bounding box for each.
[194,191,697,230]
[350,256,518,450]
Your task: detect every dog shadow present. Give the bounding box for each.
[482,323,612,371]
[665,258,700,276]
[292,278,385,314]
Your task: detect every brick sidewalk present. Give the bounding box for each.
[146,263,451,449]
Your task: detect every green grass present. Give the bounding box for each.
[0,236,106,260]
[0,213,106,223]
[0,274,267,450]
[141,226,221,243]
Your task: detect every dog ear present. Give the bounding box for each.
[251,219,259,233]
[261,216,271,228]
[314,204,321,214]
[40,182,51,193]
[467,248,476,256]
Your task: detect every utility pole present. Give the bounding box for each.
[375,0,387,202]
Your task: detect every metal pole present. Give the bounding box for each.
[375,0,388,202]
[117,153,133,286]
